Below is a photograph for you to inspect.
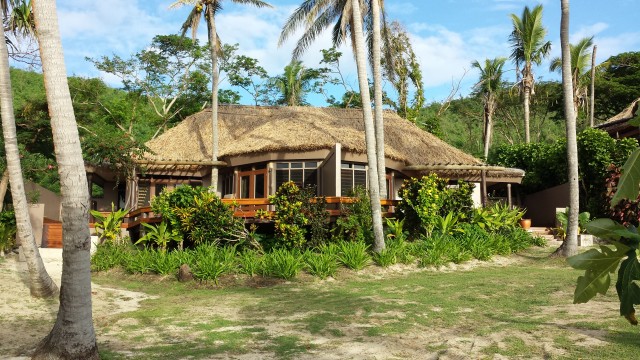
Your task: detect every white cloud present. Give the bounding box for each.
[570,22,609,43]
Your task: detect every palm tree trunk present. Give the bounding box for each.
[371,0,386,199]
[589,44,597,127]
[483,102,494,159]
[523,85,531,143]
[0,25,58,299]
[558,0,579,258]
[31,0,98,357]
[350,0,385,252]
[0,169,8,212]
[208,6,219,194]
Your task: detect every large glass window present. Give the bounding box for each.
[275,161,318,191]
[341,162,367,196]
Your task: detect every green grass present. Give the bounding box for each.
[91,246,640,359]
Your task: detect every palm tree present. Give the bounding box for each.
[30,0,98,357]
[509,4,551,143]
[549,36,594,113]
[558,0,579,257]
[472,57,507,159]
[279,0,386,251]
[371,0,386,199]
[0,0,58,298]
[270,60,320,106]
[171,0,271,193]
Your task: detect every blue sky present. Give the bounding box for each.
[45,0,640,106]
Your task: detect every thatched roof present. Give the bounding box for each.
[145,105,482,168]
[596,97,640,134]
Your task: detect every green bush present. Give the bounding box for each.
[91,242,130,272]
[372,247,397,267]
[270,182,309,249]
[333,186,373,244]
[151,185,244,247]
[304,251,338,279]
[149,250,182,276]
[90,203,128,245]
[237,249,263,276]
[396,174,474,237]
[191,244,237,283]
[122,248,155,275]
[136,221,182,252]
[471,203,525,232]
[263,248,304,280]
[0,210,16,255]
[337,241,371,270]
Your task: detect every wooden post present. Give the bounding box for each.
[481,170,487,207]
[507,183,512,209]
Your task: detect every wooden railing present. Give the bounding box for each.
[94,197,400,230]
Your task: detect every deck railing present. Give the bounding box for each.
[91,197,400,229]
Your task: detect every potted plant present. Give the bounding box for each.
[555,208,592,246]
[518,218,532,230]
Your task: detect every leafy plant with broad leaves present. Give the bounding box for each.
[135,221,182,252]
[568,147,640,325]
[91,203,129,245]
[555,208,591,239]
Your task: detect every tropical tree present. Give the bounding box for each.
[509,4,552,143]
[30,0,98,357]
[472,57,507,159]
[170,0,272,194]
[268,60,325,106]
[549,36,594,113]
[557,0,579,257]
[0,0,58,298]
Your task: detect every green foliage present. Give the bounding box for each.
[610,148,640,208]
[91,203,129,245]
[237,250,263,277]
[594,51,640,120]
[91,242,130,272]
[263,248,304,280]
[136,221,182,252]
[152,186,244,247]
[333,186,372,244]
[372,247,398,267]
[396,174,474,237]
[191,244,237,283]
[149,249,183,276]
[337,241,371,270]
[122,248,155,275]
[472,203,526,233]
[555,208,591,239]
[303,251,338,279]
[385,218,407,242]
[0,210,16,254]
[270,181,308,249]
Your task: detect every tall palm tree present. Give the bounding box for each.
[171,0,271,193]
[472,57,506,159]
[549,36,594,113]
[559,0,579,257]
[279,0,389,199]
[30,0,98,357]
[279,0,386,251]
[509,4,551,143]
[0,0,58,298]
[270,60,319,106]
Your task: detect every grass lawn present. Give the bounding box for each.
[92,246,639,359]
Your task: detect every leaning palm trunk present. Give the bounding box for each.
[0,25,58,299]
[589,44,597,127]
[483,97,495,159]
[0,169,8,212]
[557,0,579,257]
[208,5,219,193]
[371,0,386,199]
[350,0,385,252]
[31,0,98,357]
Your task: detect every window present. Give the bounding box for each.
[222,173,234,197]
[341,162,367,196]
[275,161,318,191]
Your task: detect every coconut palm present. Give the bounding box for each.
[0,0,58,298]
[549,36,594,113]
[509,4,551,143]
[171,0,271,193]
[472,57,507,159]
[30,0,98,357]
[279,0,386,251]
[558,0,579,257]
[269,60,321,106]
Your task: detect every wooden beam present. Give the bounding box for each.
[404,164,506,171]
[135,159,228,166]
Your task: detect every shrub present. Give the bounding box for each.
[91,242,130,272]
[270,182,308,249]
[337,241,371,270]
[136,221,182,252]
[0,210,16,255]
[151,185,244,247]
[238,249,263,276]
[191,244,237,283]
[372,247,397,267]
[263,248,304,280]
[304,251,338,279]
[385,218,407,242]
[471,203,525,232]
[396,174,474,237]
[333,186,373,244]
[149,250,182,276]
[90,203,128,245]
[122,248,155,275]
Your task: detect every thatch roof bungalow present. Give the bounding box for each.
[88,105,524,211]
[595,97,640,139]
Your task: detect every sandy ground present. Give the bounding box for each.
[0,249,152,360]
